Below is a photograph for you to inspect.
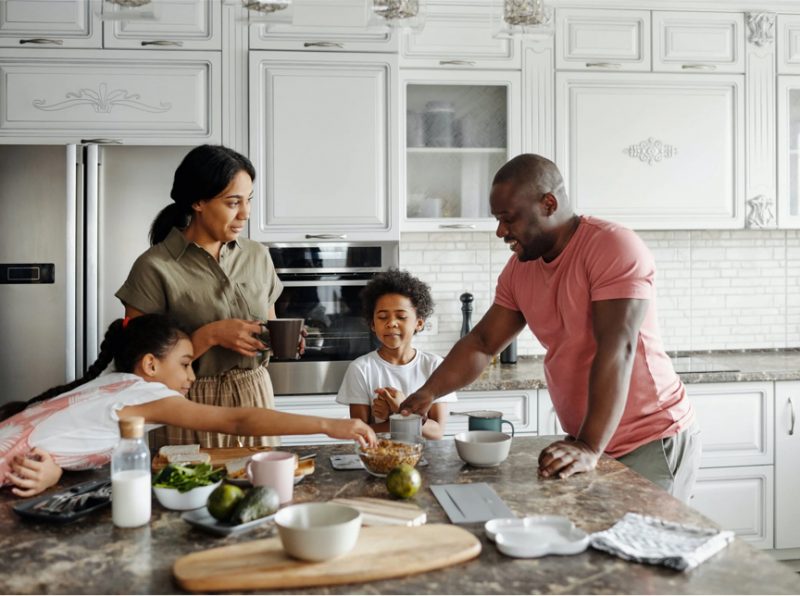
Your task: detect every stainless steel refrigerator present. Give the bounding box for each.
[0,144,193,405]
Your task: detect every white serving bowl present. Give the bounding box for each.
[275,503,362,562]
[152,480,222,511]
[454,431,512,467]
[485,515,571,542]
[494,516,589,559]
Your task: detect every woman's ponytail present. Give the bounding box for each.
[149,203,190,246]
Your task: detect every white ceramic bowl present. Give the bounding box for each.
[275,503,362,562]
[152,480,222,511]
[485,515,571,542]
[494,516,589,558]
[454,431,512,467]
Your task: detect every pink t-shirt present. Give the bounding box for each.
[495,216,694,458]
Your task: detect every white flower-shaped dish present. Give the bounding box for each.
[485,515,568,542]
[494,516,589,559]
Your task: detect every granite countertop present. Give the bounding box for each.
[463,349,800,392]
[2,437,799,595]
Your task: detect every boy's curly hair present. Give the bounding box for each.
[360,268,434,323]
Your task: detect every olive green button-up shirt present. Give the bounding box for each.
[116,227,283,377]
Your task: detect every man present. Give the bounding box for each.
[399,154,701,502]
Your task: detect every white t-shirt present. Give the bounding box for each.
[0,372,176,478]
[336,350,457,421]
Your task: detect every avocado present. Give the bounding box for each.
[230,486,280,524]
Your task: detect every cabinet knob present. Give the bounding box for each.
[141,40,183,47]
[585,62,621,69]
[20,38,63,45]
[681,64,717,71]
[304,41,344,48]
[789,398,796,436]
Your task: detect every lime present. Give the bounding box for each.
[207,483,245,522]
[386,464,422,499]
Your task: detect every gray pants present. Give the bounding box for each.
[617,422,702,504]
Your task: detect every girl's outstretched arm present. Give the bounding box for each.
[121,397,377,448]
[6,448,63,497]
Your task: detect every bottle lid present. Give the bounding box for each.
[119,416,145,439]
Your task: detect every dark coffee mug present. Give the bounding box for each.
[467,411,515,437]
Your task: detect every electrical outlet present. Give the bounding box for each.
[423,315,438,335]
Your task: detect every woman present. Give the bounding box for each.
[116,145,290,448]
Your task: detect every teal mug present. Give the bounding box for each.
[467,411,515,437]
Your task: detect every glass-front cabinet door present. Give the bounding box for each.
[400,69,521,231]
[778,77,800,228]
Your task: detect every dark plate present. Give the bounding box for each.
[12,478,111,524]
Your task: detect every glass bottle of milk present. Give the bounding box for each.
[111,416,151,528]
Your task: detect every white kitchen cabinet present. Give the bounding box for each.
[400,2,521,70]
[536,389,565,436]
[275,394,350,445]
[249,0,396,53]
[691,466,774,550]
[777,77,800,228]
[687,381,774,468]
[652,12,744,73]
[555,71,744,229]
[102,0,221,50]
[0,49,221,144]
[249,51,398,242]
[775,381,800,549]
[401,68,521,232]
[446,390,537,436]
[0,0,101,48]
[555,8,650,72]
[778,15,800,75]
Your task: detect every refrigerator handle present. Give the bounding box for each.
[85,144,99,366]
[65,145,78,382]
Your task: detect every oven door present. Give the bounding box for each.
[270,277,378,395]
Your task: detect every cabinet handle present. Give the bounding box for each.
[439,60,476,67]
[305,234,347,239]
[439,224,477,229]
[141,40,184,47]
[80,138,123,145]
[789,398,796,436]
[681,64,717,71]
[20,38,63,45]
[304,41,344,48]
[585,62,622,69]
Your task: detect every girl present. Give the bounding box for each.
[117,144,290,449]
[336,269,456,440]
[1,314,376,497]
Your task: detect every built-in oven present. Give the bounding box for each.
[266,242,399,395]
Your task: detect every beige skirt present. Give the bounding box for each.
[150,362,281,449]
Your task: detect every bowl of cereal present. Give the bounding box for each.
[355,434,424,477]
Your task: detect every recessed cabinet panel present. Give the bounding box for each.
[777,78,800,228]
[0,50,220,144]
[556,72,744,229]
[536,389,565,436]
[775,381,800,549]
[103,0,221,50]
[250,52,397,241]
[556,8,650,72]
[692,466,774,550]
[0,0,101,48]
[448,390,537,436]
[275,394,348,445]
[687,382,773,468]
[401,3,520,69]
[653,12,744,73]
[778,15,800,75]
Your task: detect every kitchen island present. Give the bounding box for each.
[1,436,798,595]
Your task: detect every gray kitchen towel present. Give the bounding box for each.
[590,513,734,571]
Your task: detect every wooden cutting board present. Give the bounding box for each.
[329,497,426,526]
[173,524,481,592]
[152,446,272,470]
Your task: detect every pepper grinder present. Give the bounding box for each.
[460,292,473,338]
[500,339,517,364]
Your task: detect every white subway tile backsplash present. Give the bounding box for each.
[400,228,796,357]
